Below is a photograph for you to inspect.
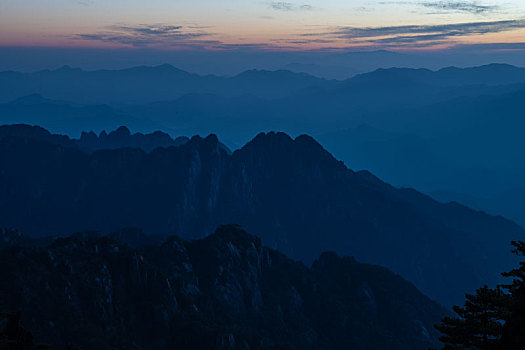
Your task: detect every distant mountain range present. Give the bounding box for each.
[3,63,525,135]
[2,63,525,106]
[0,125,522,308]
[0,225,446,350]
[349,64,525,87]
[2,63,525,226]
[0,64,335,105]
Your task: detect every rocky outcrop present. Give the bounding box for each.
[0,225,446,350]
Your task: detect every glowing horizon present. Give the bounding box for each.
[1,0,525,52]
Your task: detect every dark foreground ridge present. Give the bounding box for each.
[0,125,522,307]
[0,225,446,350]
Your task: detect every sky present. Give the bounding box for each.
[1,1,525,75]
[1,0,525,51]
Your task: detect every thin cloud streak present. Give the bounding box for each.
[330,20,525,38]
[71,19,525,51]
[73,24,298,51]
[269,2,314,11]
[300,20,525,48]
[420,1,499,14]
[73,24,216,48]
[379,1,500,14]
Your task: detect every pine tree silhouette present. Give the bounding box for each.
[433,240,525,350]
[435,286,509,349]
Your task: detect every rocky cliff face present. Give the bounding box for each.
[0,225,446,350]
[0,126,522,307]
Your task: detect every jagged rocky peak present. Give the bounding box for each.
[294,133,322,147]
[187,133,219,146]
[244,131,294,149]
[80,130,97,139]
[235,131,346,179]
[184,133,231,156]
[240,131,336,161]
[0,124,190,153]
[108,125,131,137]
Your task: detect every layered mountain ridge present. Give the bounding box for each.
[0,124,522,308]
[2,63,525,105]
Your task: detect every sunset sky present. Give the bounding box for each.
[1,0,525,51]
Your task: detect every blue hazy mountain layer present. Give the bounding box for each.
[0,65,336,105]
[2,64,525,228]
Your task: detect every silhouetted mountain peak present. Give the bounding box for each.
[186,134,217,149]
[239,131,295,155]
[80,130,97,140]
[237,131,344,173]
[256,131,293,142]
[77,126,190,152]
[294,133,323,148]
[204,133,219,143]
[109,125,131,137]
